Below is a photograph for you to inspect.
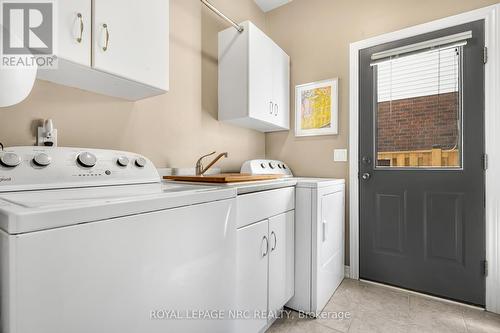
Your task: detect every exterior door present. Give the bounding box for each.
[359,21,486,305]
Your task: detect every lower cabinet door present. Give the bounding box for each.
[268,211,295,317]
[237,220,269,333]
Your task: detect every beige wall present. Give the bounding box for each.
[0,0,266,172]
[264,0,499,264]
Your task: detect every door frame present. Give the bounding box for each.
[349,4,500,313]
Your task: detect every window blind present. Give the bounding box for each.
[375,46,461,103]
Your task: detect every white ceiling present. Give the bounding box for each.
[254,0,293,12]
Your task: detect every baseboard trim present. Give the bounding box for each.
[344,265,350,278]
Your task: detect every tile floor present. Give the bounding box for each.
[268,279,500,333]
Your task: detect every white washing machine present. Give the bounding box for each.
[242,160,345,316]
[0,147,238,333]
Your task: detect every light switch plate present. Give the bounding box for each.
[334,149,348,162]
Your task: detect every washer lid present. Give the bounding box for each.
[0,183,236,234]
[295,178,345,188]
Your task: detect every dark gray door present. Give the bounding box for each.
[359,21,485,306]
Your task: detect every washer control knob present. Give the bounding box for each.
[77,152,97,168]
[1,153,21,168]
[269,162,276,169]
[33,153,51,167]
[135,157,147,168]
[117,156,129,167]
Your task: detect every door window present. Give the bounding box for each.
[373,46,463,168]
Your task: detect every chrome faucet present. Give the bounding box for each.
[196,151,229,176]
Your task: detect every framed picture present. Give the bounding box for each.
[295,78,339,137]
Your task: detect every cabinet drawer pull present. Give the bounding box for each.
[76,13,84,43]
[274,104,278,116]
[261,236,269,257]
[269,101,273,114]
[271,231,277,251]
[102,24,110,51]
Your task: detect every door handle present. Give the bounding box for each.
[274,104,278,116]
[76,13,84,43]
[361,173,371,181]
[270,231,277,251]
[269,102,273,114]
[261,236,269,257]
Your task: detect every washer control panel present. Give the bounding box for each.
[0,147,159,192]
[241,160,293,177]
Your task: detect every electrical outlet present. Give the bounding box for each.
[37,119,58,147]
[334,149,348,162]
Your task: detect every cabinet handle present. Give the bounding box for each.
[261,236,269,257]
[102,24,110,51]
[76,13,84,43]
[322,220,327,242]
[274,104,278,116]
[269,101,273,114]
[270,231,277,251]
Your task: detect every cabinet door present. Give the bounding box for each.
[272,45,290,129]
[57,0,91,66]
[93,0,169,90]
[268,211,294,316]
[248,26,274,124]
[237,220,269,333]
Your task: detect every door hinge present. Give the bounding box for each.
[483,46,488,64]
[482,153,488,171]
[483,260,489,277]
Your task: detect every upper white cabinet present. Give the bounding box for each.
[37,0,169,100]
[57,0,91,66]
[219,21,290,132]
[272,47,290,129]
[93,0,169,90]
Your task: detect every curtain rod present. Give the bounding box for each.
[200,0,244,33]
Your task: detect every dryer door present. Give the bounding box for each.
[315,185,345,313]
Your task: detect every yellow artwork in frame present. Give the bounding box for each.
[295,78,339,137]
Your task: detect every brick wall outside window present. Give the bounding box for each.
[377,92,459,152]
